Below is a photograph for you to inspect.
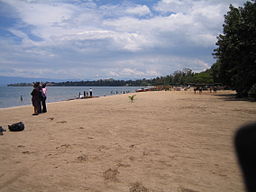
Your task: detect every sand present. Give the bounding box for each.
[0,90,255,192]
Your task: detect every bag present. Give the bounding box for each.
[8,122,25,132]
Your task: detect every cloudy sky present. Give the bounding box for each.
[0,0,246,80]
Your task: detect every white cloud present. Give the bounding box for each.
[0,0,246,80]
[126,5,151,16]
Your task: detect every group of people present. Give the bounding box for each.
[79,88,93,99]
[31,82,47,115]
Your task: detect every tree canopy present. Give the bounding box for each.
[213,1,256,97]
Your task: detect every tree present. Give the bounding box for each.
[192,70,214,84]
[210,61,221,83]
[213,1,256,97]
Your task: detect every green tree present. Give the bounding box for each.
[213,1,256,97]
[210,61,221,83]
[192,70,214,84]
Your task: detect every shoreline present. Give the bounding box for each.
[0,86,140,109]
[0,89,241,110]
[0,94,108,110]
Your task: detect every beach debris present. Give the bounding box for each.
[8,122,25,132]
[129,182,149,192]
[103,168,119,182]
[0,126,6,135]
[128,95,136,103]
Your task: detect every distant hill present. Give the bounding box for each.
[0,76,77,86]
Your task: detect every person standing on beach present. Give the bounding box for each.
[31,82,41,115]
[89,88,92,97]
[41,83,47,113]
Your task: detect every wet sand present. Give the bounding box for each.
[0,90,255,192]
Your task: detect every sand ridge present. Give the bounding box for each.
[0,90,255,192]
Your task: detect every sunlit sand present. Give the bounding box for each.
[0,90,255,192]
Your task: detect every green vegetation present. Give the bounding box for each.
[7,68,216,87]
[8,68,218,87]
[128,95,136,103]
[213,1,256,97]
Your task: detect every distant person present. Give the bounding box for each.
[20,95,23,102]
[41,83,47,113]
[31,82,41,115]
[89,88,92,97]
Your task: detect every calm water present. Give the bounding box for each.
[0,86,142,108]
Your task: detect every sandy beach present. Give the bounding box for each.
[0,90,255,192]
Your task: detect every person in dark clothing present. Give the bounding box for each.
[89,88,92,97]
[31,82,41,115]
[41,83,47,113]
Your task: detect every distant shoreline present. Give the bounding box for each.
[0,86,140,109]
[0,90,131,109]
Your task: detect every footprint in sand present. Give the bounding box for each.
[22,151,33,154]
[103,168,119,182]
[98,145,109,152]
[56,144,71,149]
[178,187,199,192]
[76,154,88,162]
[17,145,25,148]
[129,182,149,192]
[47,117,54,120]
[117,163,131,168]
[55,144,71,153]
[56,120,67,124]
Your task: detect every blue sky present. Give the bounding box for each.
[0,0,246,80]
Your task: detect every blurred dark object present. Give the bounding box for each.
[235,122,256,192]
[0,126,6,135]
[8,122,25,132]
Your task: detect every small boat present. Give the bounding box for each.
[135,88,146,92]
[135,88,152,92]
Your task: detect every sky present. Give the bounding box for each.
[0,0,247,80]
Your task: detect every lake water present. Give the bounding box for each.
[0,86,142,108]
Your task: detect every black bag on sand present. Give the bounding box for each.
[0,126,6,135]
[8,122,25,132]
